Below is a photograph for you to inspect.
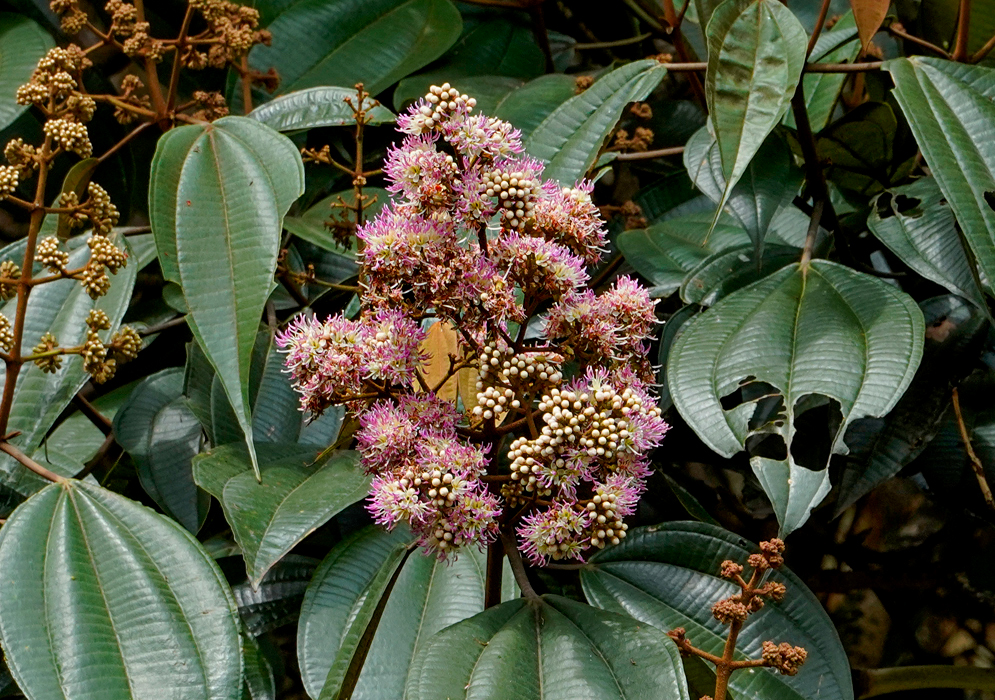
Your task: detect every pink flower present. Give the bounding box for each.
[530,180,607,265]
[518,502,593,565]
[490,233,588,299]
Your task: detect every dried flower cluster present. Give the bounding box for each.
[278,84,667,562]
[0,47,141,383]
[669,539,809,700]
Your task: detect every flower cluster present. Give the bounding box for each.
[279,85,666,561]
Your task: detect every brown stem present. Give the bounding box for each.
[529,4,555,72]
[99,121,152,165]
[166,3,196,111]
[0,442,63,483]
[970,31,995,62]
[806,61,884,72]
[953,0,972,61]
[613,145,685,161]
[790,87,839,232]
[661,0,706,108]
[885,24,951,58]
[952,387,995,510]
[574,33,652,50]
[806,0,833,58]
[72,393,113,436]
[0,141,52,438]
[800,196,825,268]
[240,55,254,114]
[501,531,539,599]
[139,315,188,337]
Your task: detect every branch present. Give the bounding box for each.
[0,442,63,483]
[951,387,995,511]
[501,531,539,600]
[953,0,972,62]
[612,145,685,161]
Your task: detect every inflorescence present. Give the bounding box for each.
[278,84,669,563]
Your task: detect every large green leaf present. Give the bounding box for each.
[581,522,853,700]
[149,116,304,477]
[248,0,462,99]
[37,382,134,473]
[684,126,802,256]
[193,443,369,586]
[680,243,801,306]
[242,635,276,700]
[113,368,210,533]
[298,527,507,700]
[668,260,924,534]
[617,212,752,297]
[704,0,806,232]
[0,14,53,131]
[493,73,577,140]
[886,58,995,288]
[525,60,668,185]
[867,177,987,308]
[0,233,137,498]
[393,19,545,109]
[783,13,859,131]
[249,87,395,132]
[234,554,317,637]
[0,480,242,700]
[405,595,690,700]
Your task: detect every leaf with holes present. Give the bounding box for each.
[581,522,853,700]
[0,233,137,499]
[113,367,209,533]
[867,177,987,308]
[668,260,924,534]
[704,0,807,235]
[406,594,690,700]
[0,13,53,131]
[249,87,395,132]
[298,526,516,700]
[886,58,995,289]
[0,480,242,700]
[193,443,369,586]
[245,0,462,105]
[526,60,668,184]
[149,116,304,477]
[684,126,802,257]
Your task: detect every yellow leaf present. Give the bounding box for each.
[419,320,460,402]
[849,0,889,53]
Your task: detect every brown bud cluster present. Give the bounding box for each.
[113,75,152,125]
[191,91,229,121]
[36,237,69,273]
[613,127,654,153]
[0,261,21,301]
[761,641,808,676]
[0,314,13,353]
[181,0,271,70]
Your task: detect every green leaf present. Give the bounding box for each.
[234,554,317,637]
[525,60,668,184]
[298,526,504,700]
[0,480,242,700]
[113,367,210,533]
[684,127,802,256]
[836,295,988,513]
[0,233,138,497]
[193,443,370,586]
[283,187,388,253]
[657,304,700,412]
[0,14,53,131]
[680,243,801,306]
[704,0,807,234]
[493,73,577,140]
[248,0,462,99]
[243,635,276,700]
[249,87,395,132]
[581,522,853,700]
[868,177,987,308]
[393,19,545,109]
[668,260,924,534]
[405,595,690,700]
[885,57,995,288]
[784,13,859,131]
[617,212,752,297]
[816,102,917,196]
[149,116,305,477]
[35,383,133,474]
